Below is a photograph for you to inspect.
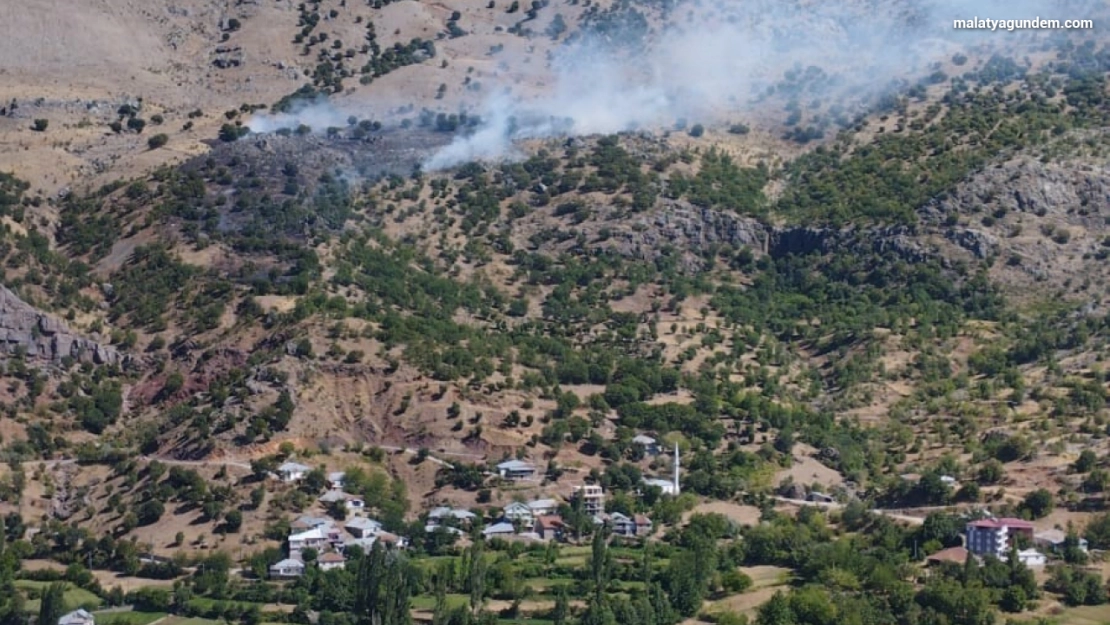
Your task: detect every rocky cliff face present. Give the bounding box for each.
[0,285,124,366]
[597,201,934,271]
[923,157,1110,298]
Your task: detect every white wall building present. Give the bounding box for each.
[278,461,311,482]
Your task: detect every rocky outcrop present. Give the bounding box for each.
[0,285,125,366]
[944,228,999,259]
[922,156,1110,293]
[601,201,935,270]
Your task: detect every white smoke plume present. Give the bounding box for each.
[422,0,1095,169]
[247,99,339,134]
[246,0,1102,170]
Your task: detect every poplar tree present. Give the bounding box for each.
[466,538,488,614]
[354,542,413,625]
[38,582,66,625]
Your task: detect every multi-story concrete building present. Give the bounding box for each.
[965,518,1035,557]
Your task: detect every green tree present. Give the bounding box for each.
[136,500,165,526]
[223,510,243,533]
[551,586,568,625]
[978,460,1004,484]
[466,538,488,614]
[1074,449,1098,473]
[38,582,66,625]
[1020,488,1055,519]
[354,542,413,625]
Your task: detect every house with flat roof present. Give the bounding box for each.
[1018,548,1046,567]
[572,485,605,515]
[497,460,537,481]
[288,527,330,553]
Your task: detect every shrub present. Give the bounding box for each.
[32,119,48,132]
[147,134,169,150]
[136,500,165,526]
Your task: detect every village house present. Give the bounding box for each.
[527,498,559,516]
[269,558,306,579]
[288,527,330,554]
[483,521,517,538]
[291,515,332,531]
[426,523,466,537]
[319,490,365,511]
[328,471,346,490]
[1034,529,1089,554]
[343,535,379,552]
[345,517,383,539]
[377,532,409,549]
[1017,548,1047,567]
[428,507,478,526]
[632,434,661,456]
[503,502,535,526]
[572,485,605,515]
[925,546,970,568]
[497,460,538,481]
[58,610,95,625]
[965,518,1035,558]
[535,515,566,541]
[601,512,654,538]
[277,461,311,483]
[318,551,347,571]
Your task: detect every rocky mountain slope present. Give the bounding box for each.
[0,0,1107,597]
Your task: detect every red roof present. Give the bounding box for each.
[967,517,1035,529]
[535,515,565,528]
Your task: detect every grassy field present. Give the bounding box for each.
[185,597,266,611]
[410,594,470,611]
[15,580,102,612]
[1020,604,1110,625]
[160,616,222,625]
[93,611,167,625]
[521,577,574,590]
